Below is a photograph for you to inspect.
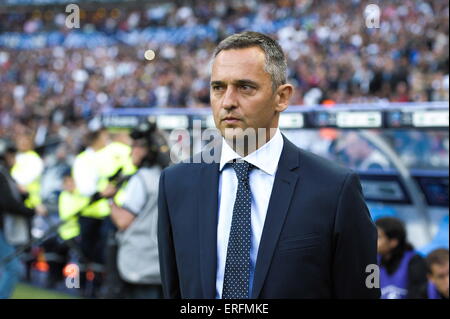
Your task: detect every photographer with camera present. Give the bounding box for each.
[0,139,46,298]
[109,120,170,299]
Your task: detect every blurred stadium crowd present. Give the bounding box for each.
[0,0,448,299]
[0,0,447,190]
[1,1,449,135]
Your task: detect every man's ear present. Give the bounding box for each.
[274,84,294,113]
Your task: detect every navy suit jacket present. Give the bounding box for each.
[158,135,380,299]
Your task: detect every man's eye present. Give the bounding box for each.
[240,85,254,91]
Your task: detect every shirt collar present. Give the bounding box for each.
[219,128,284,176]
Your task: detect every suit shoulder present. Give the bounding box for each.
[296,146,354,180]
[162,161,198,178]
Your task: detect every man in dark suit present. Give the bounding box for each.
[158,31,380,299]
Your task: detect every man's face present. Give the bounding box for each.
[429,262,449,298]
[210,47,280,142]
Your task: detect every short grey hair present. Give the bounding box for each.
[212,31,287,92]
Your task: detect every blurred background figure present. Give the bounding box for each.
[425,248,449,299]
[376,217,428,299]
[110,120,170,299]
[57,170,86,248]
[10,132,47,281]
[99,130,136,176]
[39,169,86,290]
[11,132,44,210]
[72,123,115,298]
[412,248,449,299]
[0,139,46,298]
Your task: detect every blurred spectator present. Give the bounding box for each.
[72,126,114,298]
[411,248,449,299]
[425,248,449,299]
[376,217,428,299]
[110,122,169,298]
[0,139,46,298]
[0,1,448,127]
[41,170,87,290]
[11,132,45,210]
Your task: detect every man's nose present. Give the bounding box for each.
[221,86,238,110]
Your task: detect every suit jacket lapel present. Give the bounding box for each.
[251,136,300,298]
[198,160,220,298]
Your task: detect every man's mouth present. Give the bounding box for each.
[222,116,241,124]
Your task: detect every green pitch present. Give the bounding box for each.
[11,283,79,299]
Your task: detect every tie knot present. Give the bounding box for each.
[231,160,253,183]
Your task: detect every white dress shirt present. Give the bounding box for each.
[216,128,284,298]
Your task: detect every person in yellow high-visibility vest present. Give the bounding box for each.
[0,139,47,298]
[90,129,140,298]
[72,125,116,298]
[11,133,45,211]
[37,171,89,290]
[58,173,89,242]
[98,130,136,176]
[96,130,137,206]
[10,132,47,283]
